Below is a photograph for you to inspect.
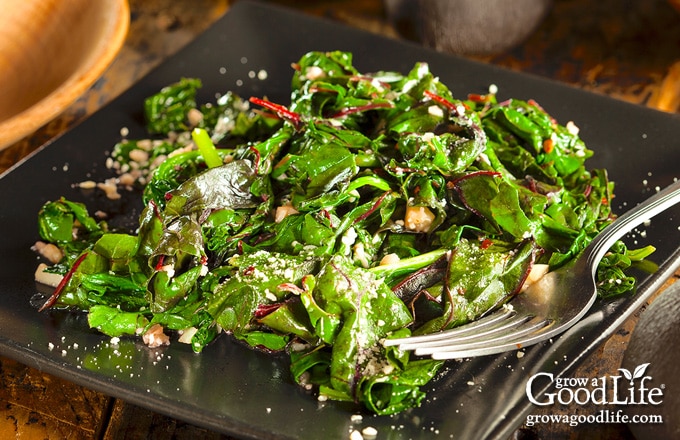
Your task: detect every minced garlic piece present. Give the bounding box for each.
[97,178,121,200]
[379,253,400,266]
[521,263,550,292]
[34,263,63,287]
[32,241,63,264]
[77,180,97,189]
[178,326,198,344]
[143,324,170,348]
[187,108,204,127]
[404,206,435,233]
[128,148,149,164]
[275,203,299,223]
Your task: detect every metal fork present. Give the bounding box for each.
[383,179,680,359]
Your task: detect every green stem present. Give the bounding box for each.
[346,175,392,193]
[192,128,223,168]
[369,248,448,281]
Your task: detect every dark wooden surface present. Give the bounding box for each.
[1,0,678,438]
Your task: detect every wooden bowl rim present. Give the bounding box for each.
[0,0,130,150]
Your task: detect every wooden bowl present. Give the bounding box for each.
[0,0,129,149]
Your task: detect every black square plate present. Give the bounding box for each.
[0,2,678,439]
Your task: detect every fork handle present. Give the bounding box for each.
[586,178,680,272]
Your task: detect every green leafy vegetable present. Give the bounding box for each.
[33,51,653,415]
[144,78,202,134]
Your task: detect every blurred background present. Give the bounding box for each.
[3,0,679,166]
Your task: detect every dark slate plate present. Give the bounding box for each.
[0,2,678,439]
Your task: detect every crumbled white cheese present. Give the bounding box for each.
[159,264,175,278]
[305,66,325,81]
[421,131,436,142]
[353,242,370,268]
[341,227,358,249]
[362,426,378,439]
[427,105,444,118]
[565,120,580,135]
[349,430,364,440]
[265,290,278,302]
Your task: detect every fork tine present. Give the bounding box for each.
[405,314,535,350]
[393,312,534,352]
[382,305,516,347]
[419,317,553,359]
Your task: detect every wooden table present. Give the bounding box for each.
[1,0,678,438]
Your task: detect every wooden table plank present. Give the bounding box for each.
[0,357,111,439]
[102,400,231,440]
